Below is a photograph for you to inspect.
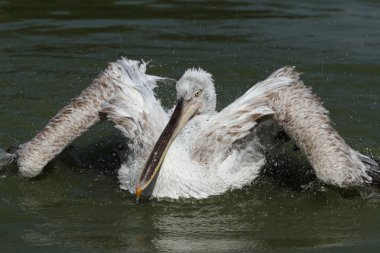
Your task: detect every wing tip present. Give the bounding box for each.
[361,156,380,187]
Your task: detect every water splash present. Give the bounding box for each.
[0,148,16,169]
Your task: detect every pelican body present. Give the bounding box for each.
[5,57,379,200]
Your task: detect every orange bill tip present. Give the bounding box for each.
[136,186,143,203]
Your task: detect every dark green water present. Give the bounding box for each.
[1,1,380,252]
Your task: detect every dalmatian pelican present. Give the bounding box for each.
[2,57,379,200]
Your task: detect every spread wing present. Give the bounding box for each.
[16,57,171,178]
[191,66,301,164]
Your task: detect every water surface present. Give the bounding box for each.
[1,1,380,252]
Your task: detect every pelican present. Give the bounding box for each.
[2,57,379,200]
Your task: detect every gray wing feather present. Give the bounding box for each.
[192,66,301,164]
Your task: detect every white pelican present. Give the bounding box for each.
[2,57,379,200]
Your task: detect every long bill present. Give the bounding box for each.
[135,98,199,202]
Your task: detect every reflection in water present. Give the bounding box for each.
[2,166,380,252]
[0,0,380,252]
[149,187,374,252]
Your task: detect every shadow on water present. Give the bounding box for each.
[58,133,127,176]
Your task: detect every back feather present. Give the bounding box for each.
[101,58,171,154]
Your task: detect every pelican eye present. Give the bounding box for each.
[194,90,202,97]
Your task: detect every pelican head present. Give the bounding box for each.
[176,68,216,114]
[135,68,215,202]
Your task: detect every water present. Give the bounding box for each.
[1,0,380,252]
